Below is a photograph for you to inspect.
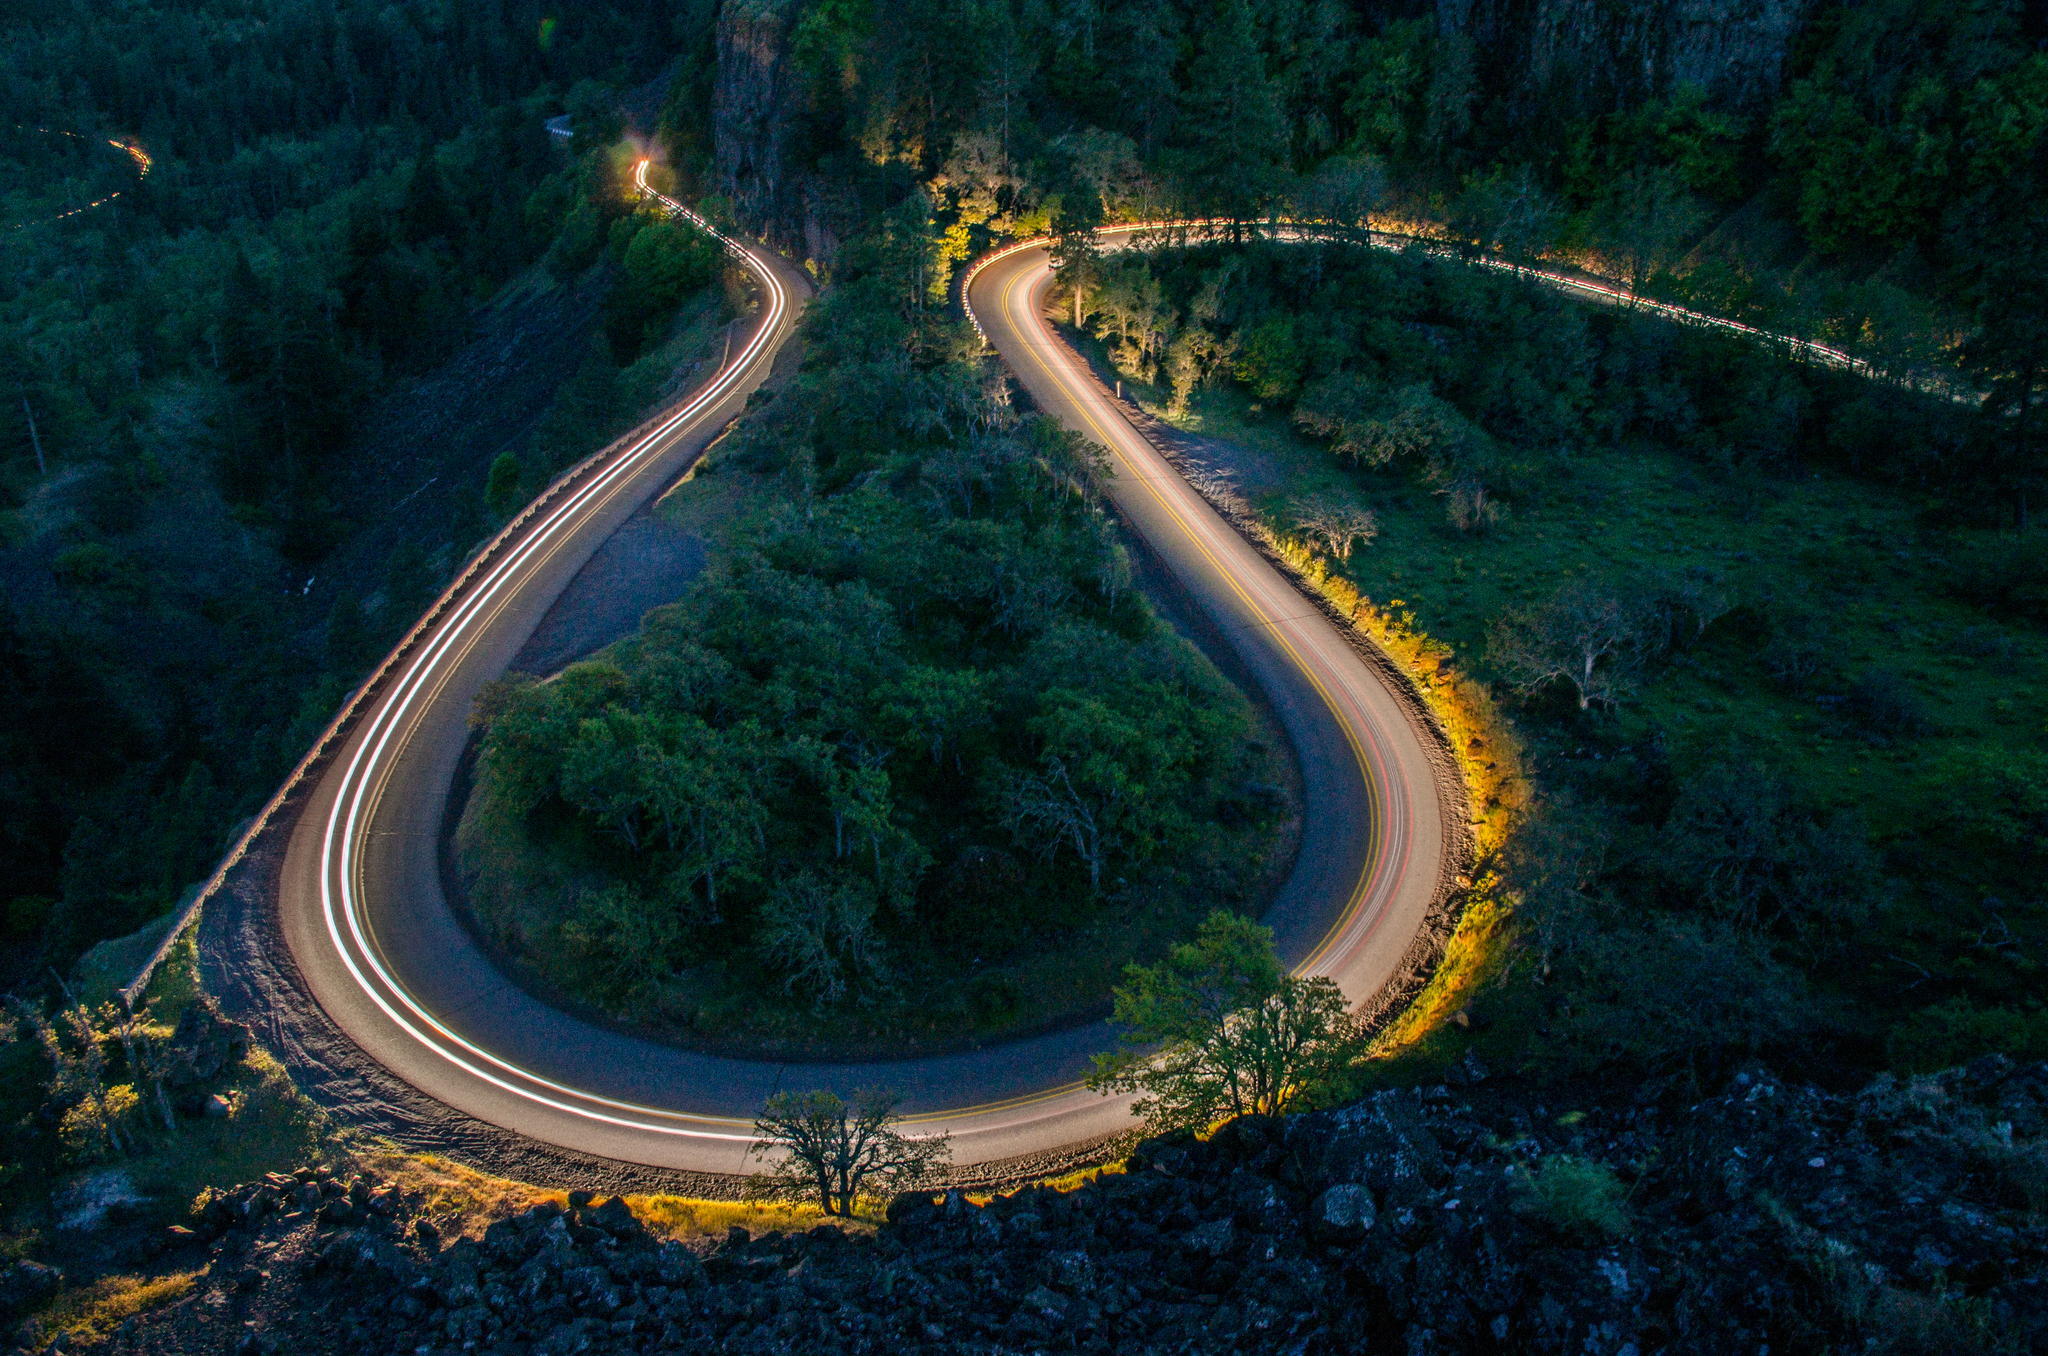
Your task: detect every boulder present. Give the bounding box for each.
[1309,1185,1377,1244]
[886,1189,939,1225]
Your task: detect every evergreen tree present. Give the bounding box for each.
[1176,0,1288,225]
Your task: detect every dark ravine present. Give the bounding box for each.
[15,1059,2045,1354]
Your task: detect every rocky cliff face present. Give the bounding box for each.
[714,0,798,234]
[1437,0,1819,121]
[17,1059,2044,1354]
[713,0,852,267]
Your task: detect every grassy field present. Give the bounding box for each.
[1089,307,2048,1072]
[1175,381,2048,825]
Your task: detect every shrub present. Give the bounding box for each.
[1516,1154,1632,1241]
[1887,999,2048,1074]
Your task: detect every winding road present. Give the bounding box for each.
[6,125,150,231]
[232,178,1460,1178]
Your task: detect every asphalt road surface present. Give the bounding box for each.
[269,191,1457,1174]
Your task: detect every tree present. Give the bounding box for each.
[1049,180,1105,329]
[1003,754,1107,891]
[1163,324,1234,419]
[1594,165,1704,296]
[748,1089,950,1216]
[756,869,886,1005]
[1291,155,1386,239]
[10,999,138,1162]
[484,450,525,520]
[1288,495,1377,560]
[1088,911,1367,1132]
[1658,759,1877,936]
[1452,165,1559,263]
[1177,0,1288,226]
[1487,581,1653,711]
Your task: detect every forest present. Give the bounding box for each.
[625,0,2047,1084]
[0,0,2041,1162]
[0,0,727,990]
[462,222,1288,1051]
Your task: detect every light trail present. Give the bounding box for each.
[225,170,1454,1178]
[309,160,794,1141]
[964,218,1923,389]
[6,125,150,231]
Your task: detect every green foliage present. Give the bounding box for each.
[1088,911,1367,1132]
[1084,233,2042,1083]
[1767,7,2048,258]
[483,451,526,521]
[606,212,723,359]
[1888,999,2048,1074]
[1174,0,1288,222]
[0,0,701,989]
[1515,1155,1632,1241]
[470,238,1278,1030]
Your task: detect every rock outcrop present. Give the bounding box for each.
[18,1059,2047,1354]
[713,0,851,267]
[1438,0,1820,122]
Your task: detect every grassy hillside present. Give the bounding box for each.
[1062,238,2047,1082]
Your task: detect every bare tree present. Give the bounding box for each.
[757,871,885,1006]
[1288,495,1378,560]
[104,1001,177,1134]
[1487,581,1652,710]
[1003,756,1106,891]
[1435,474,1503,535]
[748,1089,950,1217]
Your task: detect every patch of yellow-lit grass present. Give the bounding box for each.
[627,1195,848,1240]
[361,1152,564,1238]
[1369,892,1510,1058]
[364,1152,855,1241]
[1028,1160,1129,1195]
[30,1271,199,1347]
[1264,535,1527,1058]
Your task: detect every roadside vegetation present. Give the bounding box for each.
[1055,236,2046,1083]
[0,0,732,998]
[461,221,1295,1055]
[5,0,2047,1339]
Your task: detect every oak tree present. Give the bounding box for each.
[748,1089,950,1217]
[1089,911,1366,1132]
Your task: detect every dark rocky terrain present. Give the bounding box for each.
[9,1058,2042,1354]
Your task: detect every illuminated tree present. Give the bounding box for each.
[1089,911,1366,1131]
[748,1088,950,1216]
[1288,495,1378,560]
[1049,178,1104,329]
